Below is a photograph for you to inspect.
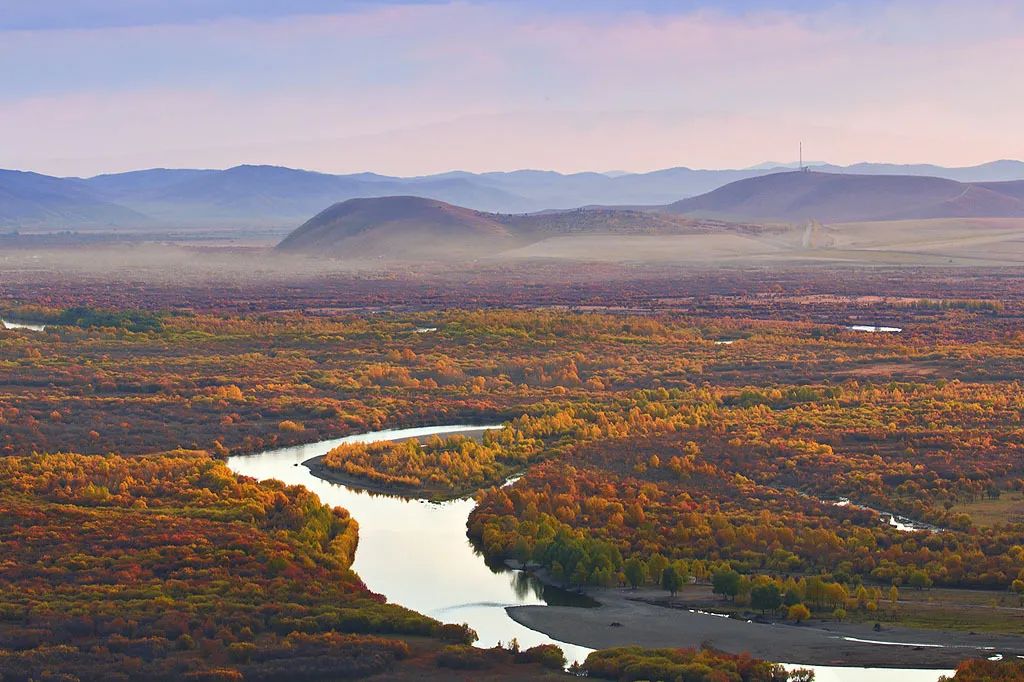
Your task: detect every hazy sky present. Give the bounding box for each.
[3,0,1022,177]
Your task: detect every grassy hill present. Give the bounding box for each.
[276,197,758,260]
[277,196,516,259]
[664,171,1024,223]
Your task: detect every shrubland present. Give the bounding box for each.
[3,272,1024,676]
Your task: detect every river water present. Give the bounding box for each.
[226,425,595,663]
[848,325,902,333]
[226,425,953,681]
[1,318,46,331]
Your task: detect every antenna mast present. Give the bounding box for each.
[799,141,803,172]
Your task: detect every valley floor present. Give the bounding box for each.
[507,583,1024,668]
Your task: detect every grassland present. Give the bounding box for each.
[952,493,1024,528]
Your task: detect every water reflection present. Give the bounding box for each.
[225,425,595,663]
[227,425,955,679]
[507,569,599,608]
[848,325,902,333]
[834,497,943,533]
[509,569,539,602]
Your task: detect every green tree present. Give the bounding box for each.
[805,576,826,608]
[908,570,932,590]
[623,557,646,589]
[661,566,683,598]
[712,569,741,601]
[647,553,669,583]
[571,563,589,587]
[750,583,782,614]
[551,561,565,585]
[670,560,690,587]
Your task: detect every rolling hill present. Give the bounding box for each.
[276,196,517,259]
[977,179,1024,201]
[276,196,752,260]
[664,171,1024,223]
[0,169,150,228]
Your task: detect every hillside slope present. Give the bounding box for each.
[96,165,531,226]
[277,196,517,259]
[976,179,1024,200]
[665,171,1024,223]
[0,170,150,228]
[275,196,762,260]
[809,159,1024,183]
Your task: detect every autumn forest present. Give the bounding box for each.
[2,268,1024,680]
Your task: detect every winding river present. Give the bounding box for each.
[226,425,952,682]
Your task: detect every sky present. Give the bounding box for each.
[2,0,1022,177]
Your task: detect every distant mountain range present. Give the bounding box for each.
[278,171,1024,261]
[4,160,1024,230]
[665,171,1024,223]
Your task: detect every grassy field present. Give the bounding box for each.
[889,586,1024,633]
[645,584,1024,634]
[951,492,1024,527]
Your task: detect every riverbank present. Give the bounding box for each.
[302,426,500,501]
[262,423,1020,672]
[506,580,1024,668]
[228,424,596,665]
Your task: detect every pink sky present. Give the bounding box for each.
[2,1,1022,176]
